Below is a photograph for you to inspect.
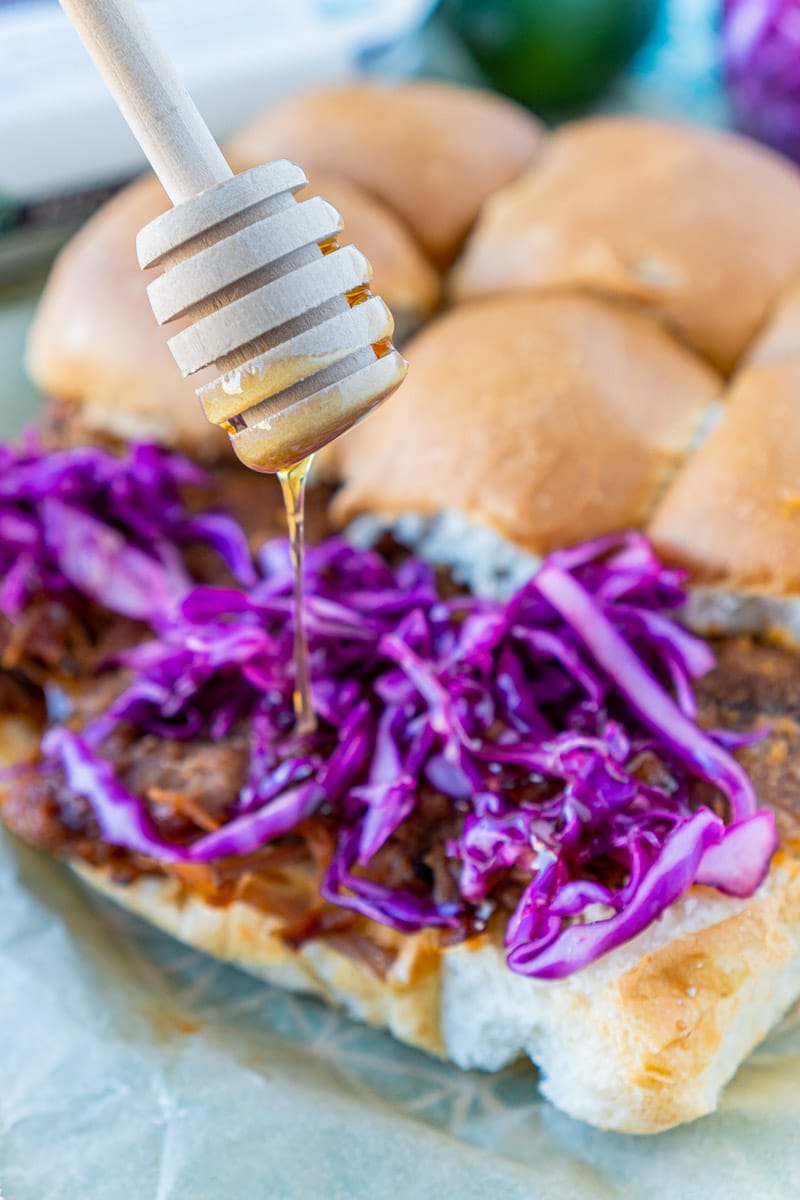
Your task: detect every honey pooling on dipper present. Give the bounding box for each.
[137,161,407,730]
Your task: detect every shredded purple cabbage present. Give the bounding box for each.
[722,0,800,163]
[37,526,778,980]
[0,432,255,624]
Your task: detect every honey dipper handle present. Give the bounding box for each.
[59,0,232,204]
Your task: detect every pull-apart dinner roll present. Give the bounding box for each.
[453,118,800,374]
[227,80,544,268]
[332,294,722,551]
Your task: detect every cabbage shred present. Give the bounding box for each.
[11,438,776,979]
[25,463,772,979]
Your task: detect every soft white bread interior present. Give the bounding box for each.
[69,852,800,1135]
[330,293,722,550]
[452,117,800,374]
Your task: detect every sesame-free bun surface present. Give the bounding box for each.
[332,294,721,551]
[26,174,227,459]
[650,362,800,590]
[227,81,544,267]
[453,117,800,374]
[746,276,800,368]
[27,154,441,460]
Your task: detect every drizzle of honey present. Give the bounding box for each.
[345,283,372,307]
[214,240,403,735]
[278,455,316,735]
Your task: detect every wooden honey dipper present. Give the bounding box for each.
[57,0,409,473]
[58,0,410,733]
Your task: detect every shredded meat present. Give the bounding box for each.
[0,596,145,683]
[2,722,251,848]
[119,733,250,837]
[8,633,800,978]
[40,397,120,454]
[41,396,335,557]
[0,767,149,883]
[13,436,800,983]
[201,464,334,551]
[358,789,463,906]
[0,670,45,723]
[695,637,800,844]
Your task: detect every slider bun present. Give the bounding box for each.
[649,362,800,590]
[27,154,440,460]
[453,117,800,374]
[3,649,800,1138]
[746,277,800,368]
[71,850,800,1135]
[331,294,721,552]
[227,81,544,267]
[26,174,226,460]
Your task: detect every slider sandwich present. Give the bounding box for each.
[6,88,800,1136]
[28,80,542,463]
[453,115,800,373]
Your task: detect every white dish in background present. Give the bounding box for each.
[0,0,436,200]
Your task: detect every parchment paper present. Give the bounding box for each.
[2,828,800,1199]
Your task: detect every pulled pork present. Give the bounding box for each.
[8,634,800,979]
[4,445,800,992]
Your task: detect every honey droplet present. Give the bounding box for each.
[278,455,316,735]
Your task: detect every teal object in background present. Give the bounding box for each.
[0,193,20,234]
[610,0,727,126]
[0,282,42,434]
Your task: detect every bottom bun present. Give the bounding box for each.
[70,854,800,1134]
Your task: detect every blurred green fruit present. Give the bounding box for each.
[441,0,661,112]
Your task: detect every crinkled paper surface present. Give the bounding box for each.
[2,830,800,1199]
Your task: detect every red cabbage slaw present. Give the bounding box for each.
[0,432,255,624]
[722,0,800,164]
[38,523,777,980]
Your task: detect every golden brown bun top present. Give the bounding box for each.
[331,294,721,553]
[746,276,800,368]
[453,117,800,374]
[26,153,440,461]
[25,173,227,459]
[649,362,800,590]
[227,80,544,267]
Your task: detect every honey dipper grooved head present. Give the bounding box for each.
[136,160,407,472]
